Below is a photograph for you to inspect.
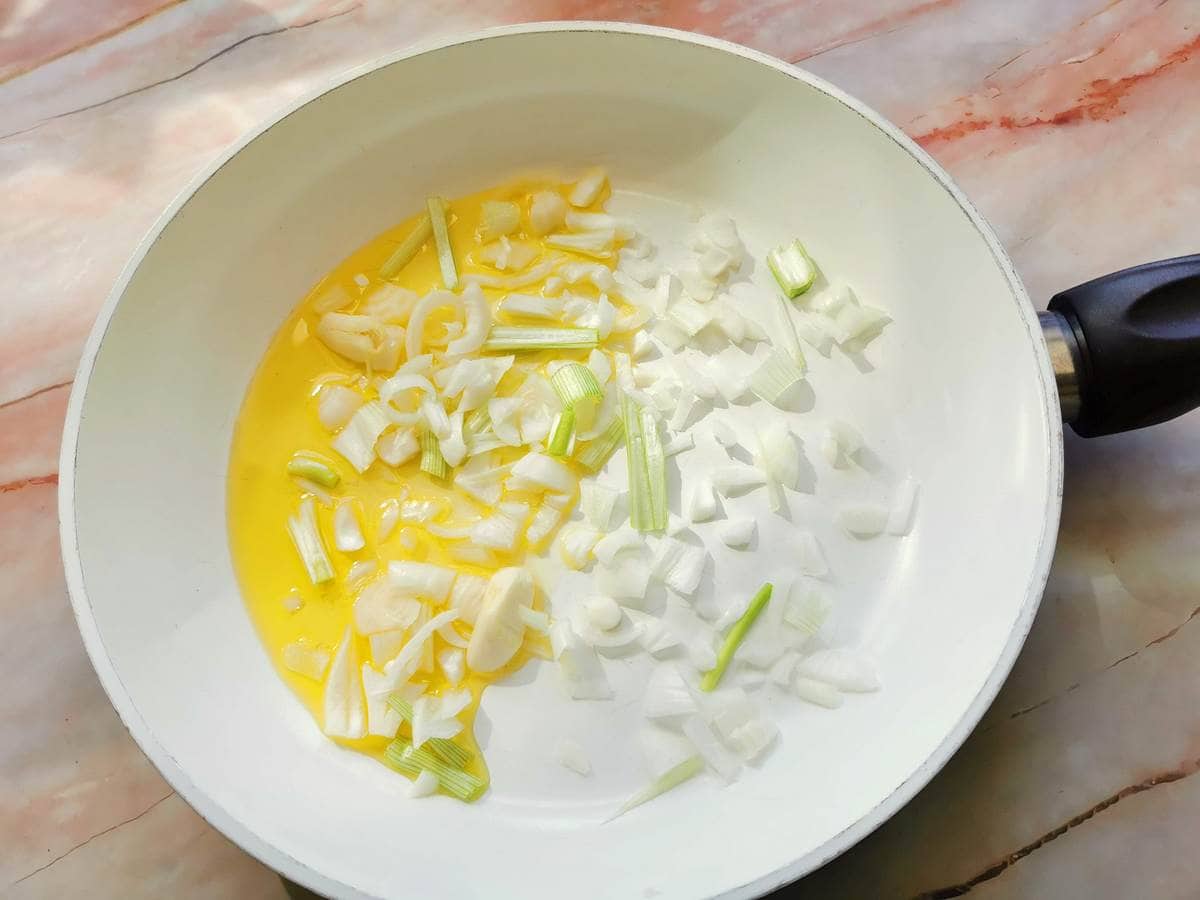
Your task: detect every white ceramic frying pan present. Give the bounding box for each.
[58,22,1200,900]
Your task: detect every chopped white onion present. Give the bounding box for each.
[353,580,421,634]
[409,769,439,798]
[712,464,767,497]
[791,676,843,708]
[835,502,888,538]
[377,428,419,467]
[686,476,718,524]
[508,451,576,494]
[282,641,330,681]
[682,714,741,782]
[568,167,608,207]
[558,523,601,570]
[718,518,756,549]
[437,648,465,687]
[449,573,488,625]
[642,664,698,719]
[333,503,365,552]
[331,401,391,473]
[580,481,621,531]
[795,649,881,692]
[322,626,365,738]
[651,538,708,597]
[387,561,455,602]
[584,595,623,632]
[555,737,593,776]
[317,385,363,431]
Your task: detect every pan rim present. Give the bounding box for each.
[57,20,1064,899]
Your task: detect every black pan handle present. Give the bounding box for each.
[1041,254,1200,437]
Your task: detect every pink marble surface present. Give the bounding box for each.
[2,1,1198,896]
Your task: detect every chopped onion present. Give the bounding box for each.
[377,428,419,467]
[795,648,881,692]
[677,266,718,303]
[822,420,863,468]
[651,537,708,597]
[887,477,919,536]
[323,626,365,738]
[682,715,741,782]
[718,518,756,549]
[331,401,392,473]
[830,303,891,349]
[663,432,694,457]
[529,190,568,236]
[282,641,330,681]
[317,385,363,430]
[405,290,464,361]
[784,581,832,637]
[545,229,616,259]
[749,349,805,405]
[769,651,800,687]
[558,522,601,570]
[568,167,607,207]
[411,688,471,749]
[553,623,613,700]
[712,464,766,497]
[508,451,576,494]
[686,476,718,524]
[478,200,520,242]
[795,532,829,578]
[353,580,421,634]
[387,561,455,602]
[500,293,563,320]
[378,500,401,541]
[596,553,652,601]
[710,418,737,448]
[525,505,561,548]
[555,737,593,776]
[792,676,843,708]
[444,283,490,357]
[580,482,621,531]
[408,769,440,798]
[836,502,888,538]
[669,297,715,336]
[464,256,564,290]
[593,527,644,566]
[333,502,365,552]
[643,664,698,719]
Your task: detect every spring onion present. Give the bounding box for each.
[482,326,599,352]
[547,408,576,457]
[287,498,334,584]
[749,349,805,405]
[551,361,604,431]
[622,394,667,533]
[287,454,339,488]
[419,428,449,479]
[424,196,458,290]
[379,214,432,279]
[767,238,817,297]
[609,755,703,822]
[384,739,485,801]
[701,583,772,691]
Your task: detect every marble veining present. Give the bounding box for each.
[3,1,1199,896]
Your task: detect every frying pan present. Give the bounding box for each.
[58,22,1200,900]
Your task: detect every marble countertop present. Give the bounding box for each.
[3,1,1199,897]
